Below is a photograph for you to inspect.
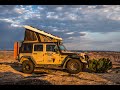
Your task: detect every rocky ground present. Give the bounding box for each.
[0,51,120,85]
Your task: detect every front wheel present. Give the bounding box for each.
[22,60,34,74]
[66,59,83,74]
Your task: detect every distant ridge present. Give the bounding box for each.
[0,50,13,51]
[70,50,120,53]
[0,50,120,53]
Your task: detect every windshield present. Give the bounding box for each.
[59,45,67,51]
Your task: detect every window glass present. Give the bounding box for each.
[59,45,66,51]
[46,45,55,52]
[34,45,43,51]
[20,43,33,53]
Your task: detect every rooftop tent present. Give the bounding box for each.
[24,29,37,41]
[23,25,63,43]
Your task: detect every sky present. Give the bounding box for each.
[0,5,120,51]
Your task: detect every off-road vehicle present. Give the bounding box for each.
[14,25,88,74]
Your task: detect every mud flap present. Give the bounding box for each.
[14,42,19,60]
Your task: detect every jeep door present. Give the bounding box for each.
[32,44,44,64]
[44,44,60,64]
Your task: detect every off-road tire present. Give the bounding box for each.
[66,59,83,74]
[22,60,34,74]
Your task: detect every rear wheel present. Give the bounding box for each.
[66,59,83,74]
[22,60,34,74]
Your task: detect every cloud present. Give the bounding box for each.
[0,18,23,28]
[0,21,25,50]
[0,5,15,12]
[46,12,59,19]
[79,32,87,36]
[66,32,75,35]
[64,31,120,51]
[55,7,63,11]
[14,7,26,14]
[0,5,120,51]
[52,28,65,32]
[67,37,73,39]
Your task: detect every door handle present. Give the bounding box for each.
[33,53,37,54]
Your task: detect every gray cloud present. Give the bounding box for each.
[0,5,15,12]
[0,20,24,50]
[0,5,120,51]
[79,32,87,36]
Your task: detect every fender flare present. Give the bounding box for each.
[19,56,36,65]
[62,57,71,69]
[62,55,87,69]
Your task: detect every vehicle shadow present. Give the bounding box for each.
[15,78,53,85]
[0,72,52,85]
[1,61,68,75]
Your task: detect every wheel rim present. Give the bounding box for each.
[70,62,79,71]
[24,64,30,71]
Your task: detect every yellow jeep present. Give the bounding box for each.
[14,26,88,74]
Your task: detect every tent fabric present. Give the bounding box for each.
[24,29,37,41]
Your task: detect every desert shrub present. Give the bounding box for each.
[88,59,98,72]
[88,58,112,73]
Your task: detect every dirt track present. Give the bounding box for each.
[0,51,120,85]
